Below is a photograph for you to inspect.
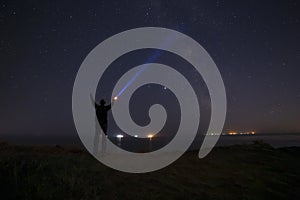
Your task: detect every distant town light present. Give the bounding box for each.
[134,135,138,138]
[116,134,124,138]
[147,134,154,139]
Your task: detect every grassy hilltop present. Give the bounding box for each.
[0,141,299,200]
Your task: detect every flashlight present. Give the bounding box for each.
[113,96,118,101]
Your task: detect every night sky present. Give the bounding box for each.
[1,0,300,143]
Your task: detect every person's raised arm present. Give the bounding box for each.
[90,94,97,108]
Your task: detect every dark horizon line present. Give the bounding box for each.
[1,132,300,137]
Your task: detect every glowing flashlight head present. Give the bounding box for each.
[113,96,118,101]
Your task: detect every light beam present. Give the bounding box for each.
[115,31,180,98]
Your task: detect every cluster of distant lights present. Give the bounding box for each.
[116,134,154,139]
[116,132,256,138]
[205,131,256,136]
[226,131,256,135]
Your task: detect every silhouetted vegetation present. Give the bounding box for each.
[0,141,299,199]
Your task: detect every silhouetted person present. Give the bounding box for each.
[90,95,116,156]
[90,94,116,136]
[95,99,111,135]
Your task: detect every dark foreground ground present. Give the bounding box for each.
[0,140,299,200]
